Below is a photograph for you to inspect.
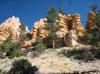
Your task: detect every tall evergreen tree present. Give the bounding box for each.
[45,7,63,49]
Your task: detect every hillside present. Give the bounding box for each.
[0,7,100,74]
[0,45,100,74]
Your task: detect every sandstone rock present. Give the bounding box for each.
[86,12,97,31]
[0,16,21,43]
[71,14,85,37]
[31,13,84,39]
[29,13,85,47]
[57,13,85,38]
[31,18,48,42]
[56,13,68,38]
[21,40,32,48]
[64,30,79,47]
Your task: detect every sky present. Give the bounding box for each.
[0,0,100,30]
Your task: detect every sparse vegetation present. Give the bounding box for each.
[58,47,100,62]
[32,37,46,57]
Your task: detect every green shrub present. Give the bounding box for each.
[6,42,21,58]
[59,48,96,62]
[7,59,38,74]
[19,23,26,31]
[32,37,46,57]
[2,34,13,53]
[1,33,21,58]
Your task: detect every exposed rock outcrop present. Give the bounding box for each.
[0,16,21,43]
[30,13,85,47]
[70,14,85,37]
[65,30,79,47]
[86,12,97,31]
[31,18,48,42]
[56,13,68,38]
[0,14,84,47]
[25,18,50,48]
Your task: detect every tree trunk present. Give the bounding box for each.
[53,39,55,49]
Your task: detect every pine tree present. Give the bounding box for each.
[45,7,63,49]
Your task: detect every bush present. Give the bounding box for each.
[7,59,38,74]
[0,33,21,58]
[2,34,13,53]
[6,42,21,58]
[59,48,96,62]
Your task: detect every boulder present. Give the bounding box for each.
[64,30,79,47]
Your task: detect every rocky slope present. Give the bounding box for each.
[0,16,21,43]
[0,45,100,74]
[31,45,100,74]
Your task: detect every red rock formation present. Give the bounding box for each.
[70,14,85,37]
[31,18,48,42]
[57,13,85,38]
[30,13,85,47]
[86,12,97,31]
[0,16,21,43]
[56,13,68,38]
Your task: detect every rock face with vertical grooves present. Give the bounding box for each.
[31,18,48,42]
[0,16,21,43]
[30,13,85,47]
[86,12,97,31]
[0,13,85,47]
[70,14,85,37]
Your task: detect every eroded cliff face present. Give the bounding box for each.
[0,16,21,43]
[31,13,84,40]
[31,18,48,42]
[30,13,85,47]
[86,12,97,31]
[70,14,85,37]
[56,13,68,38]
[0,13,85,47]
